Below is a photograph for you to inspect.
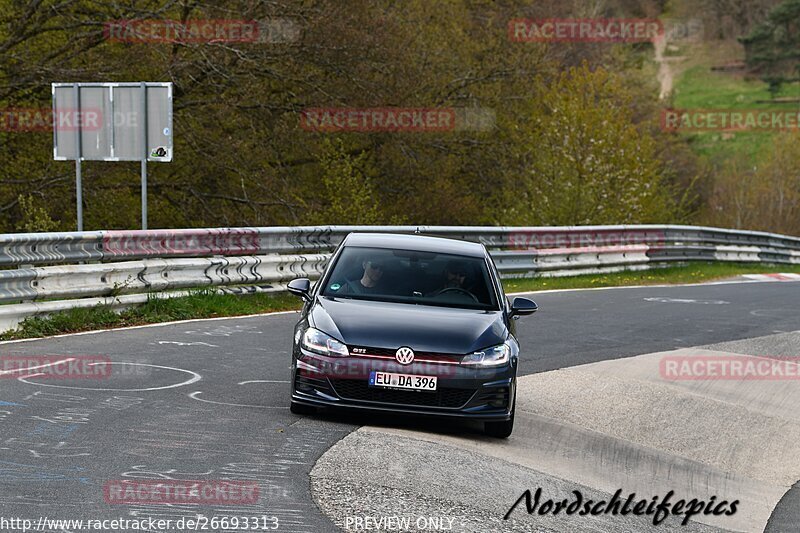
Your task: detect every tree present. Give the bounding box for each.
[0,0,696,230]
[15,194,59,232]
[496,64,678,226]
[739,0,800,94]
[318,139,381,225]
[704,133,800,234]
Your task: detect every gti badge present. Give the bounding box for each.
[395,346,415,365]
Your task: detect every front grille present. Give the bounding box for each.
[349,346,462,364]
[330,379,475,408]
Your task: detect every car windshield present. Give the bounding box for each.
[321,246,499,310]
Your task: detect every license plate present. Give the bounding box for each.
[369,371,437,391]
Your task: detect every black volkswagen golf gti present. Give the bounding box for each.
[286,232,537,438]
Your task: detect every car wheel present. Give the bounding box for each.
[484,391,515,438]
[290,401,316,415]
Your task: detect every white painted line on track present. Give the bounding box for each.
[643,297,729,304]
[506,277,777,296]
[156,340,219,347]
[0,357,76,376]
[16,362,202,392]
[189,391,287,409]
[743,273,800,281]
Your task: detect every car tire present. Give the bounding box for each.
[484,391,515,438]
[484,412,514,438]
[290,401,316,415]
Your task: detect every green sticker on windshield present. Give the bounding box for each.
[330,283,341,291]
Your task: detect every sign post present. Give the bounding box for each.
[52,82,173,231]
[140,82,148,230]
[73,84,84,231]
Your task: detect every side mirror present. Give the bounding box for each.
[510,297,538,318]
[287,278,312,302]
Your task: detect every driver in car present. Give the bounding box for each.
[442,260,469,289]
[427,260,474,297]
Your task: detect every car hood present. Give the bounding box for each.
[310,296,508,354]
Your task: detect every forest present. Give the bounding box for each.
[0,0,797,234]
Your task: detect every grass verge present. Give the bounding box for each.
[671,51,800,162]
[0,289,300,341]
[2,262,799,340]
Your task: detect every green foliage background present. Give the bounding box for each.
[0,0,713,231]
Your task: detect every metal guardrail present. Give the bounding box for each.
[2,224,800,266]
[0,224,797,332]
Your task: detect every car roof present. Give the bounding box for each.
[342,232,487,258]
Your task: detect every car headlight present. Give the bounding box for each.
[301,327,349,357]
[461,343,510,367]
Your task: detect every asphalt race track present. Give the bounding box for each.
[0,279,799,532]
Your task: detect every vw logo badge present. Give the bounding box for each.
[395,347,415,365]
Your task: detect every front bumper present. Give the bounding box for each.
[291,351,515,421]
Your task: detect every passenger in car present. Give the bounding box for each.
[340,259,386,295]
